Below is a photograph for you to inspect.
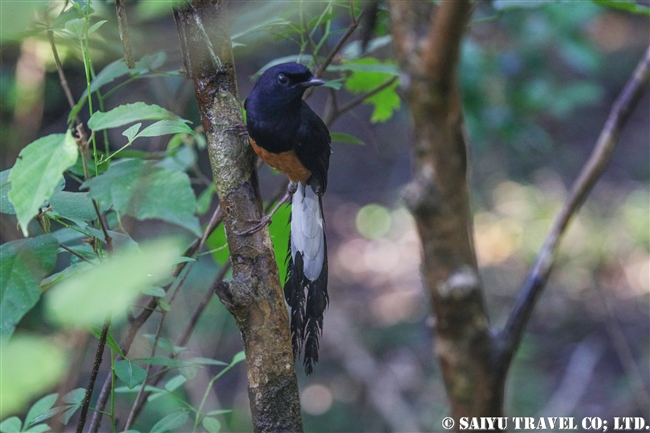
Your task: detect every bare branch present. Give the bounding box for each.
[115,0,135,69]
[389,0,499,420]
[76,317,110,433]
[497,46,650,370]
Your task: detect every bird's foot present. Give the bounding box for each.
[237,215,272,236]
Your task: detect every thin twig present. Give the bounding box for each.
[315,6,365,78]
[325,75,398,124]
[59,243,93,264]
[498,45,650,368]
[123,309,166,430]
[115,0,135,69]
[47,29,78,121]
[76,317,110,433]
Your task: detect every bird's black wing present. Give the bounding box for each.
[294,101,331,195]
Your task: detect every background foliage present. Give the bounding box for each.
[0,1,648,432]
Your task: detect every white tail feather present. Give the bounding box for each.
[291,183,325,281]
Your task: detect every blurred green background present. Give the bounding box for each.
[0,1,648,432]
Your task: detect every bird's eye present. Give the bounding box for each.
[277,73,289,85]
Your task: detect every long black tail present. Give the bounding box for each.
[284,183,328,375]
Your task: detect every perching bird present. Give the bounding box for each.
[243,62,331,375]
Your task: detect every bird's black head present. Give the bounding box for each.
[246,63,324,114]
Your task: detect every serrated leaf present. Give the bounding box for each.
[82,159,201,236]
[0,169,15,214]
[46,239,181,328]
[87,102,183,131]
[202,417,221,433]
[330,132,364,145]
[8,132,78,235]
[150,411,189,433]
[114,359,147,389]
[164,374,186,392]
[0,235,59,341]
[0,417,21,433]
[25,393,58,427]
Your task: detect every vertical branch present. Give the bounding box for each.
[389,0,501,421]
[174,1,303,432]
[115,0,135,69]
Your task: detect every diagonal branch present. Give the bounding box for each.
[496,45,650,370]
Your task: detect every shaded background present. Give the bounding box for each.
[1,1,648,432]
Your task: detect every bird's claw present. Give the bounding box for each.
[237,216,272,235]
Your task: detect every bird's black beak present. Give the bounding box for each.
[298,77,325,88]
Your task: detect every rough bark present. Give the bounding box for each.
[389,0,502,420]
[174,2,303,432]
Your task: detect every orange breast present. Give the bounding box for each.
[249,137,311,184]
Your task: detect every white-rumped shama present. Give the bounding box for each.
[244,62,331,375]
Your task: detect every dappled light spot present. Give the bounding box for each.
[301,383,333,416]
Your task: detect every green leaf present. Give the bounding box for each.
[45,239,182,328]
[0,169,15,214]
[24,423,52,433]
[188,357,228,366]
[157,145,197,173]
[231,351,246,365]
[83,159,201,236]
[0,417,21,433]
[49,190,97,222]
[40,262,95,291]
[150,411,189,433]
[114,359,147,389]
[27,407,67,428]
[592,0,650,15]
[138,120,194,138]
[0,235,59,341]
[25,393,58,427]
[8,132,78,235]
[62,405,81,425]
[142,286,166,297]
[64,18,85,39]
[87,102,185,131]
[63,388,86,405]
[123,123,142,142]
[0,335,67,419]
[164,375,186,392]
[87,19,107,35]
[89,327,125,357]
[330,132,364,145]
[202,417,221,433]
[342,58,400,123]
[205,409,232,416]
[195,184,215,216]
